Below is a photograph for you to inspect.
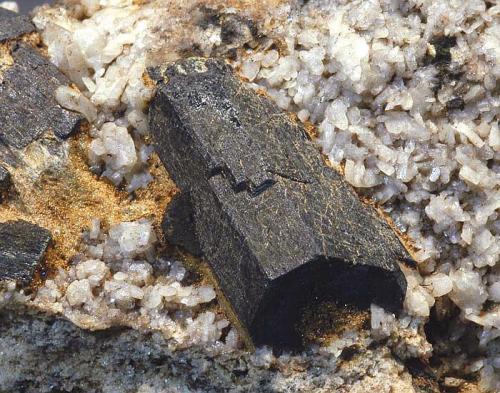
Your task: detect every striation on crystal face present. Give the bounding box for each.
[150,58,410,350]
[0,220,52,285]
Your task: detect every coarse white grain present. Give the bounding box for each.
[65,279,92,307]
[31,218,234,350]
[0,1,18,12]
[55,85,97,122]
[424,273,454,297]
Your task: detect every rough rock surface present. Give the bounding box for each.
[0,0,493,390]
[150,58,409,349]
[0,220,51,284]
[0,307,420,393]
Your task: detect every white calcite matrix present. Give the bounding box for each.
[32,218,235,351]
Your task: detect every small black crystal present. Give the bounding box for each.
[162,192,203,257]
[0,220,52,285]
[446,97,465,111]
[0,164,11,195]
[150,58,409,350]
[430,36,457,65]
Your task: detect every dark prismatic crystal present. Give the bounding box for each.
[0,164,10,195]
[150,58,409,350]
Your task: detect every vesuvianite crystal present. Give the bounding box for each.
[0,43,85,148]
[150,57,409,349]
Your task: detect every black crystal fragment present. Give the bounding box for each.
[0,43,85,149]
[0,7,35,43]
[427,35,457,65]
[150,58,409,350]
[0,220,52,285]
[446,97,465,111]
[162,192,203,257]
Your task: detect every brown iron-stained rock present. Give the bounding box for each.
[150,57,409,350]
[0,220,52,285]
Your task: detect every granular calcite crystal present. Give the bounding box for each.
[0,220,51,285]
[32,219,231,349]
[150,57,409,350]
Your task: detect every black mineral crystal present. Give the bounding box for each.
[0,43,85,148]
[150,58,409,349]
[162,191,203,257]
[0,220,52,285]
[0,164,10,195]
[0,8,35,43]
[0,13,85,149]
